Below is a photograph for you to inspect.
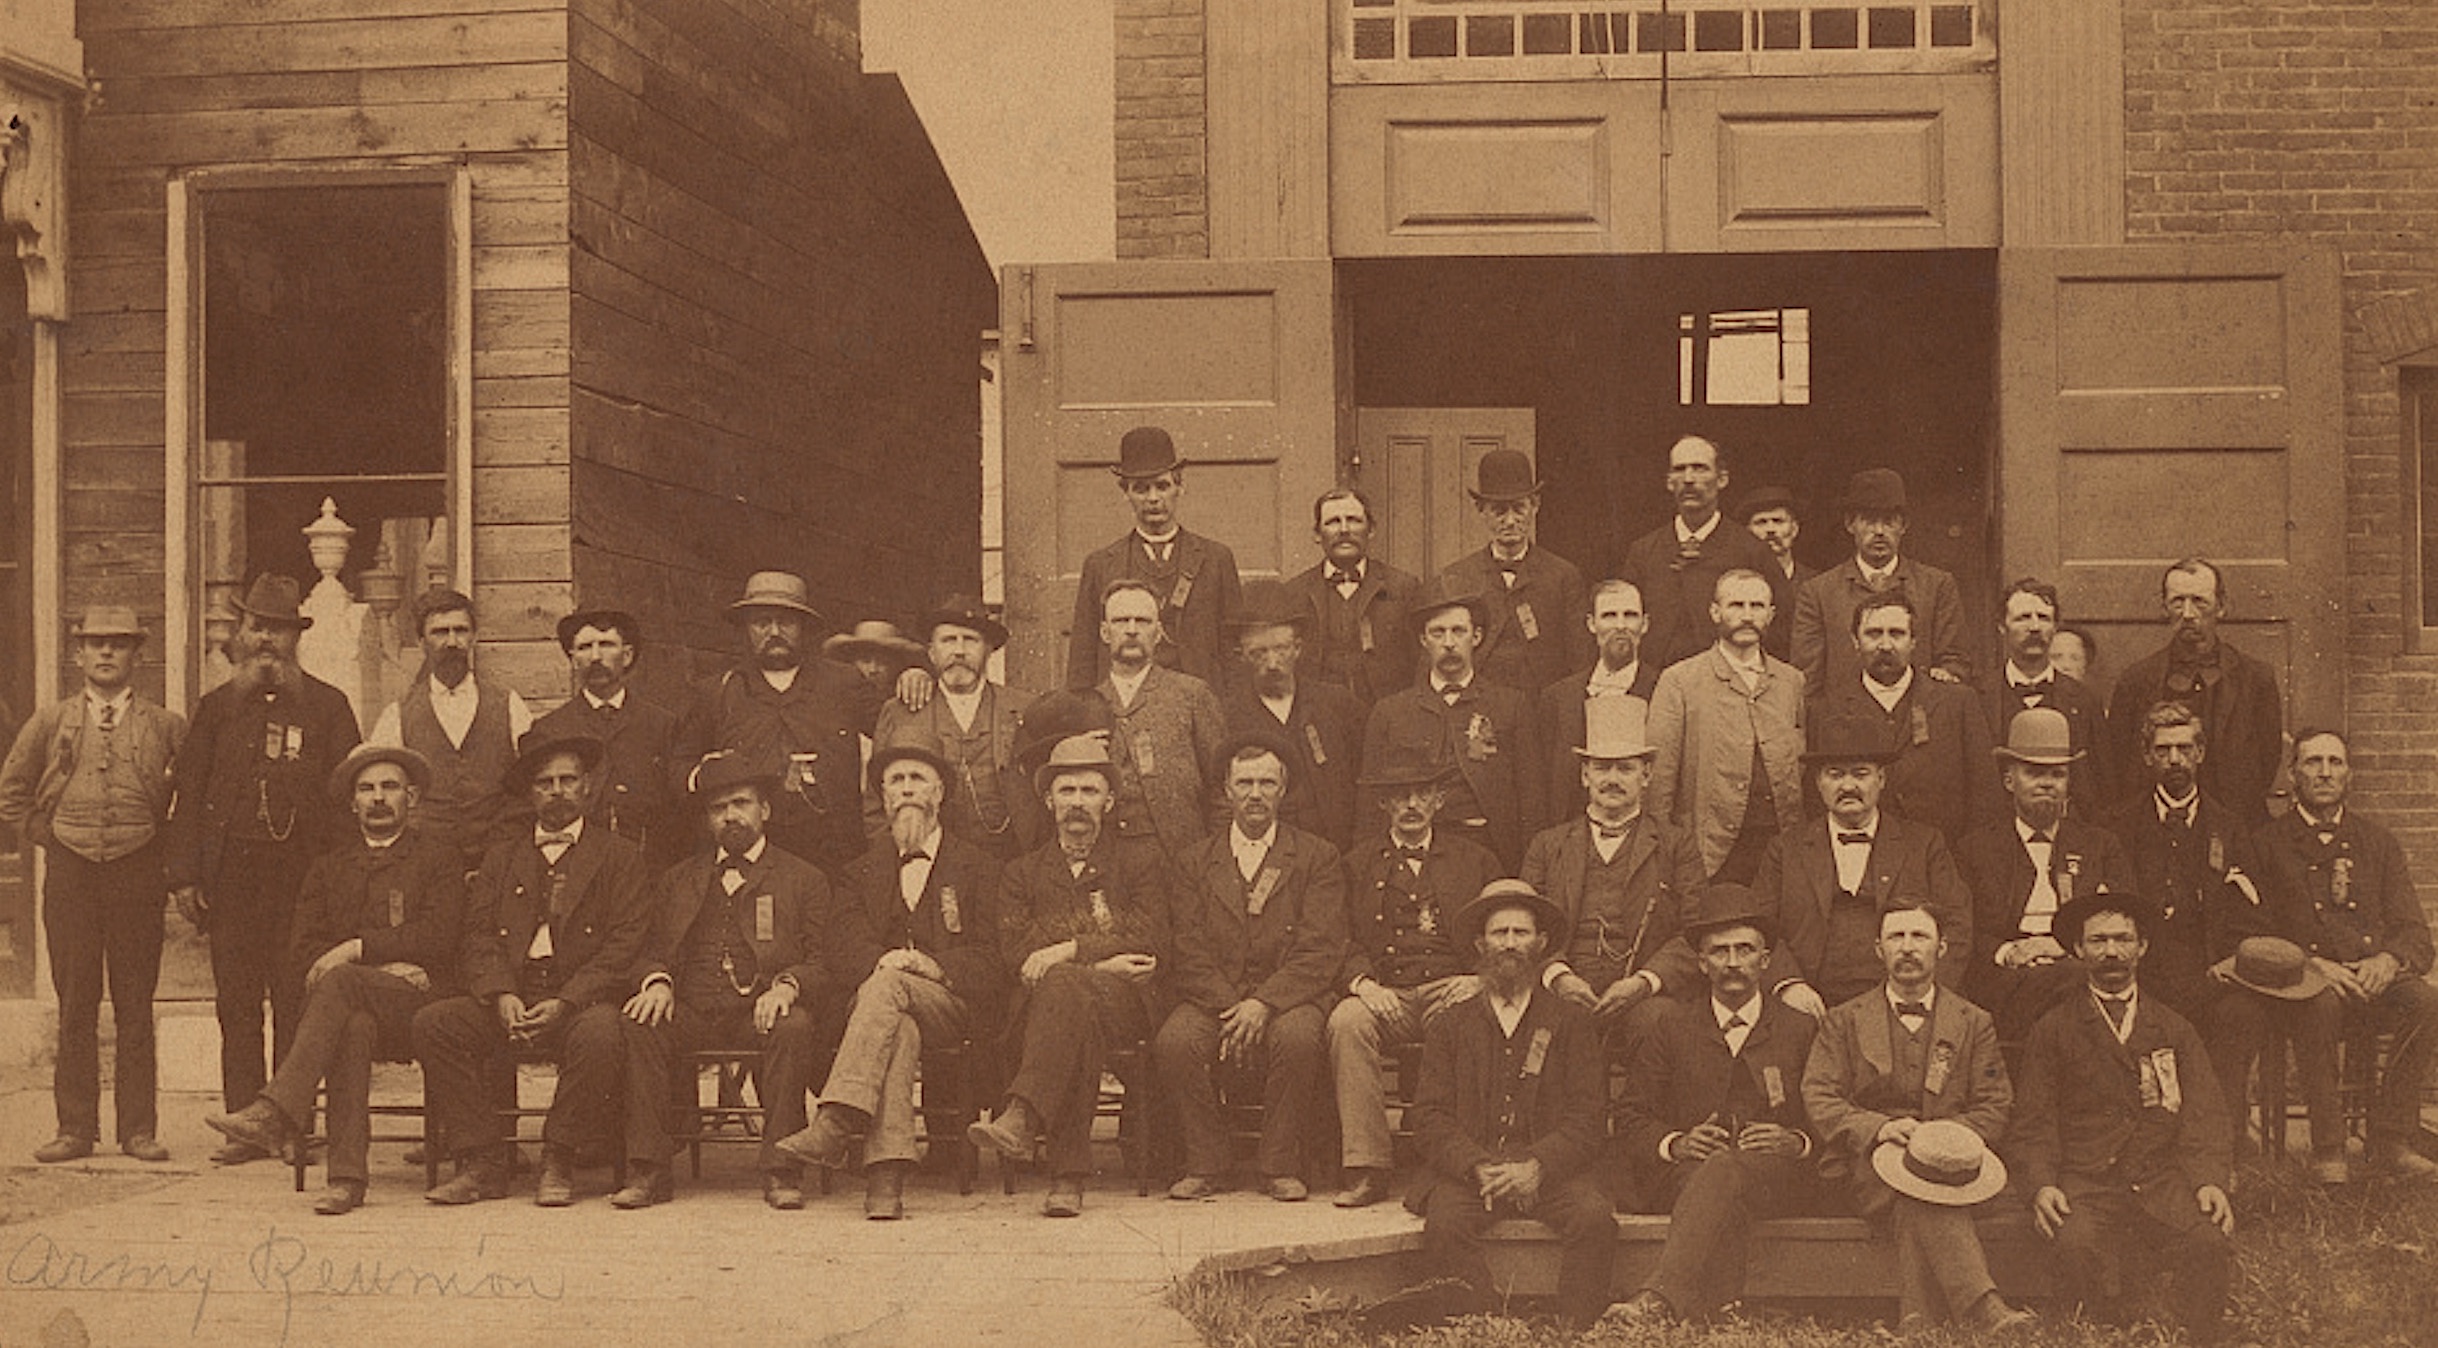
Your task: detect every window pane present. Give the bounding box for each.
[1638,11,1687,52]
[1466,14,1516,56]
[1353,17,1396,59]
[1930,5,1975,46]
[1759,9,1803,48]
[1694,10,1745,51]
[1409,15,1458,58]
[1811,8,1860,48]
[1868,6,1918,47]
[1522,13,1572,54]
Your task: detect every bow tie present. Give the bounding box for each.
[900,850,931,867]
[1894,1000,1930,1018]
[2013,679,2052,700]
[1329,568,1360,587]
[1494,558,1521,575]
[537,831,576,850]
[1394,844,1428,863]
[717,854,747,874]
[1836,831,1872,846]
[1721,1013,1747,1032]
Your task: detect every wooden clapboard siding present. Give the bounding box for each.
[565,0,994,686]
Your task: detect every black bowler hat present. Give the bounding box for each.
[1841,468,1909,516]
[923,594,1008,650]
[1468,449,1543,504]
[1734,485,1798,522]
[1112,426,1186,480]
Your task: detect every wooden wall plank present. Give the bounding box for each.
[87,0,561,33]
[471,464,568,525]
[86,12,568,80]
[80,98,568,166]
[473,406,570,466]
[90,62,568,117]
[470,521,571,582]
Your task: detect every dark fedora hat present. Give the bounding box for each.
[555,608,641,652]
[1358,745,1456,791]
[2051,888,2149,949]
[1681,881,1777,947]
[233,573,313,631]
[1467,448,1543,504]
[1733,484,1799,522]
[1012,688,1117,779]
[504,733,605,795]
[1228,579,1312,634]
[1409,577,1492,636]
[922,594,1008,650]
[1841,468,1910,516]
[689,747,785,801]
[1452,878,1570,944]
[1112,426,1186,480]
[1800,713,1901,765]
[868,729,954,796]
[327,743,431,805]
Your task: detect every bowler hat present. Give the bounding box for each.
[1467,449,1543,504]
[2211,936,2330,1002]
[1734,485,1799,522]
[726,571,824,624]
[1408,578,1491,637]
[1872,1119,2008,1207]
[1993,707,2083,766]
[327,743,431,804]
[1452,878,1569,944]
[1012,689,1117,779]
[232,574,313,631]
[504,733,605,795]
[1841,468,1910,516]
[1213,727,1298,788]
[823,620,927,668]
[1573,694,1655,761]
[1033,732,1118,796]
[868,730,953,796]
[1800,713,1901,765]
[69,605,147,643]
[1228,579,1312,634]
[555,608,641,653]
[1358,746,1456,791]
[923,594,1007,650]
[1681,882,1776,947]
[690,748,785,801]
[2051,889,2148,950]
[1112,426,1186,480]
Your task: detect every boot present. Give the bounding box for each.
[609,1162,673,1209]
[966,1096,1042,1164]
[205,1098,295,1157]
[535,1144,579,1207]
[314,1179,367,1216]
[865,1161,908,1221]
[771,1106,856,1171]
[425,1148,512,1205]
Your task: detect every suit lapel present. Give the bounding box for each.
[1924,992,1968,1112]
[1856,993,1895,1081]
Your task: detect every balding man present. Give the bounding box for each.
[1538,578,1660,820]
[1647,569,1806,886]
[2105,558,2282,821]
[1619,436,1777,673]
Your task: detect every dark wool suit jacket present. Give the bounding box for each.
[1405,988,1608,1214]
[1536,662,1661,819]
[1614,992,1820,1203]
[1067,528,1243,690]
[1520,814,1709,996]
[1754,811,1974,996]
[2252,805,2435,975]
[671,659,883,871]
[1170,824,1348,1015]
[1339,828,1505,991]
[1807,673,2003,848]
[1221,680,1364,854]
[996,834,1176,1026]
[460,823,654,1011]
[1438,545,1594,696]
[529,691,685,867]
[166,670,361,888]
[638,841,842,1005]
[288,827,468,996]
[874,681,1042,857]
[1617,516,1780,673]
[1978,667,2106,820]
[2105,639,2282,820]
[1760,556,1818,665]
[1791,557,1972,692]
[1953,815,2135,985]
[1282,557,1423,712]
[1102,664,1230,853]
[2012,989,2232,1209]
[2102,793,2280,1007]
[1802,986,2012,1202]
[834,829,1008,1017]
[1363,676,1547,871]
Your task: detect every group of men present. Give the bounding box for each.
[2,421,2431,1340]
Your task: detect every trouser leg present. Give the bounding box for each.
[1536,1174,1621,1327]
[1153,1002,1228,1177]
[1006,965,1139,1179]
[2364,975,2438,1144]
[1893,1197,1998,1322]
[1257,1003,1324,1179]
[2049,1191,2124,1317]
[619,1012,682,1167]
[1421,1183,1500,1311]
[827,969,968,1166]
[2199,987,2268,1151]
[2264,988,2346,1154]
[267,963,425,1180]
[98,845,165,1143]
[1329,994,1395,1170]
[756,1004,821,1173]
[207,842,306,1111]
[41,850,105,1143]
[415,997,511,1159]
[1646,1150,1797,1317]
[541,1002,626,1156]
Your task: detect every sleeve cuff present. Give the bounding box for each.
[1658,1132,1681,1163]
[1543,961,1573,989]
[1639,970,1663,996]
[640,972,672,992]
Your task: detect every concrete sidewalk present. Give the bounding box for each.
[0,1083,1420,1348]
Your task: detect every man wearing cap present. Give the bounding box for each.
[1328,748,1503,1209]
[1222,580,1363,853]
[1755,713,1973,1011]
[527,608,683,868]
[2,606,185,1164]
[614,750,843,1210]
[1066,425,1243,691]
[1648,568,1805,886]
[970,731,1173,1217]
[369,587,534,870]
[1982,579,2103,819]
[2106,558,2283,820]
[874,596,1039,861]
[776,735,1005,1219]
[1791,467,1970,693]
[168,573,363,1164]
[1619,436,1778,674]
[1157,732,1347,1201]
[203,744,464,1214]
[2108,702,2339,1176]
[1956,707,2135,1048]
[1537,578,1659,821]
[1803,903,2028,1333]
[2014,892,2235,1342]
[1283,486,1420,713]
[1807,591,2000,848]
[1739,484,1812,663]
[673,571,892,874]
[1611,886,1821,1326]
[1404,879,1617,1329]
[1362,580,1546,872]
[415,735,654,1206]
[2252,727,2438,1179]
[1436,448,1592,696]
[1095,579,1230,857]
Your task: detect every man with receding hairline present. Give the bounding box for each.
[2106,557,2282,820]
[1619,435,1777,672]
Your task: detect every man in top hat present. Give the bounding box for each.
[874,595,1040,861]
[1807,590,2000,848]
[1648,569,1806,886]
[672,570,894,874]
[2013,890,2236,1343]
[2108,702,2340,1176]
[1982,579,2104,820]
[527,608,683,869]
[2106,558,2283,820]
[969,731,1174,1218]
[369,587,534,870]
[1802,903,2029,1333]
[1791,467,1970,693]
[775,733,1006,1220]
[1283,486,1421,714]
[168,573,363,1164]
[2,606,186,1164]
[614,749,845,1211]
[1403,879,1617,1330]
[1755,713,1973,1012]
[414,735,654,1206]
[1066,425,1243,691]
[1611,885,1822,1326]
[1095,578,1230,856]
[1435,448,1592,696]
[1157,731,1348,1201]
[1361,579,1547,871]
[204,744,464,1214]
[1327,746,1503,1209]
[1620,436,1778,674]
[1221,579,1363,853]
[1537,578,1659,821]
[1956,707,2135,1049]
[1738,484,1813,663]
[2251,727,2438,1179]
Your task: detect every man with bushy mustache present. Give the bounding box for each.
[371,588,533,870]
[527,609,683,867]
[1648,569,1805,887]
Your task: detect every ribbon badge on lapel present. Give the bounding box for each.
[1089,889,1115,933]
[2332,857,2353,906]
[940,885,962,935]
[1465,713,1497,762]
[1924,1039,1956,1095]
[2059,854,2081,907]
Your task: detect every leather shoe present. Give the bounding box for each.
[205,1099,293,1157]
[1266,1175,1309,1203]
[313,1180,366,1216]
[33,1135,92,1164]
[771,1110,854,1171]
[1043,1179,1084,1218]
[966,1098,1041,1164]
[609,1164,672,1209]
[1168,1174,1220,1201]
[1333,1169,1391,1208]
[210,1139,270,1166]
[1606,1290,1675,1326]
[120,1135,171,1163]
[864,1162,907,1221]
[425,1154,511,1205]
[534,1146,578,1207]
[764,1174,806,1211]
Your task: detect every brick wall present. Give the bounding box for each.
[1115,0,1209,259]
[2125,1,2438,860]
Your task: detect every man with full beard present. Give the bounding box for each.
[168,574,362,1165]
[874,596,1038,861]
[370,588,534,870]
[527,609,683,868]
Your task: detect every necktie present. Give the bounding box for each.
[900,850,930,867]
[2098,996,2130,1031]
[97,703,117,732]
[2016,680,2051,705]
[1394,844,1427,864]
[1442,687,1462,706]
[2167,806,2193,834]
[1722,1013,1747,1032]
[1895,1000,1929,1019]
[718,855,746,895]
[1837,831,1872,845]
[1497,562,1519,588]
[1591,819,1630,841]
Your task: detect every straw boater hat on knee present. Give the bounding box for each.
[2211,936,2331,1001]
[1873,1118,2008,1206]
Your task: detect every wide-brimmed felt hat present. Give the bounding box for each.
[689,748,786,800]
[1467,449,1543,504]
[1359,745,1457,791]
[1112,425,1185,480]
[69,605,147,642]
[1033,732,1118,795]
[1452,878,1569,944]
[504,733,606,795]
[1228,579,1311,634]
[1213,727,1299,787]
[823,620,927,668]
[327,743,431,804]
[726,571,823,624]
[1800,712,1901,765]
[1681,881,1776,947]
[1873,1119,2008,1207]
[1012,689,1117,778]
[923,594,1007,650]
[233,574,313,631]
[555,608,641,652]
[1842,468,1910,516]
[1734,485,1799,522]
[1408,578,1491,636]
[2212,936,2329,1002]
[1993,706,2082,766]
[1574,694,1655,760]
[2051,889,2147,950]
[869,730,953,796]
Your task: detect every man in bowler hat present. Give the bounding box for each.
[1066,426,1243,690]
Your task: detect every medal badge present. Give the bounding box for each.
[1304,723,1328,766]
[1089,889,1115,932]
[1521,1026,1551,1076]
[1515,602,1540,642]
[1247,867,1282,916]
[2059,855,2079,906]
[1763,1064,1787,1109]
[2208,832,2225,875]
[2332,856,2353,905]
[1924,1040,1955,1095]
[1465,713,1497,761]
[1170,573,1194,610]
[755,893,775,943]
[1909,705,1930,747]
